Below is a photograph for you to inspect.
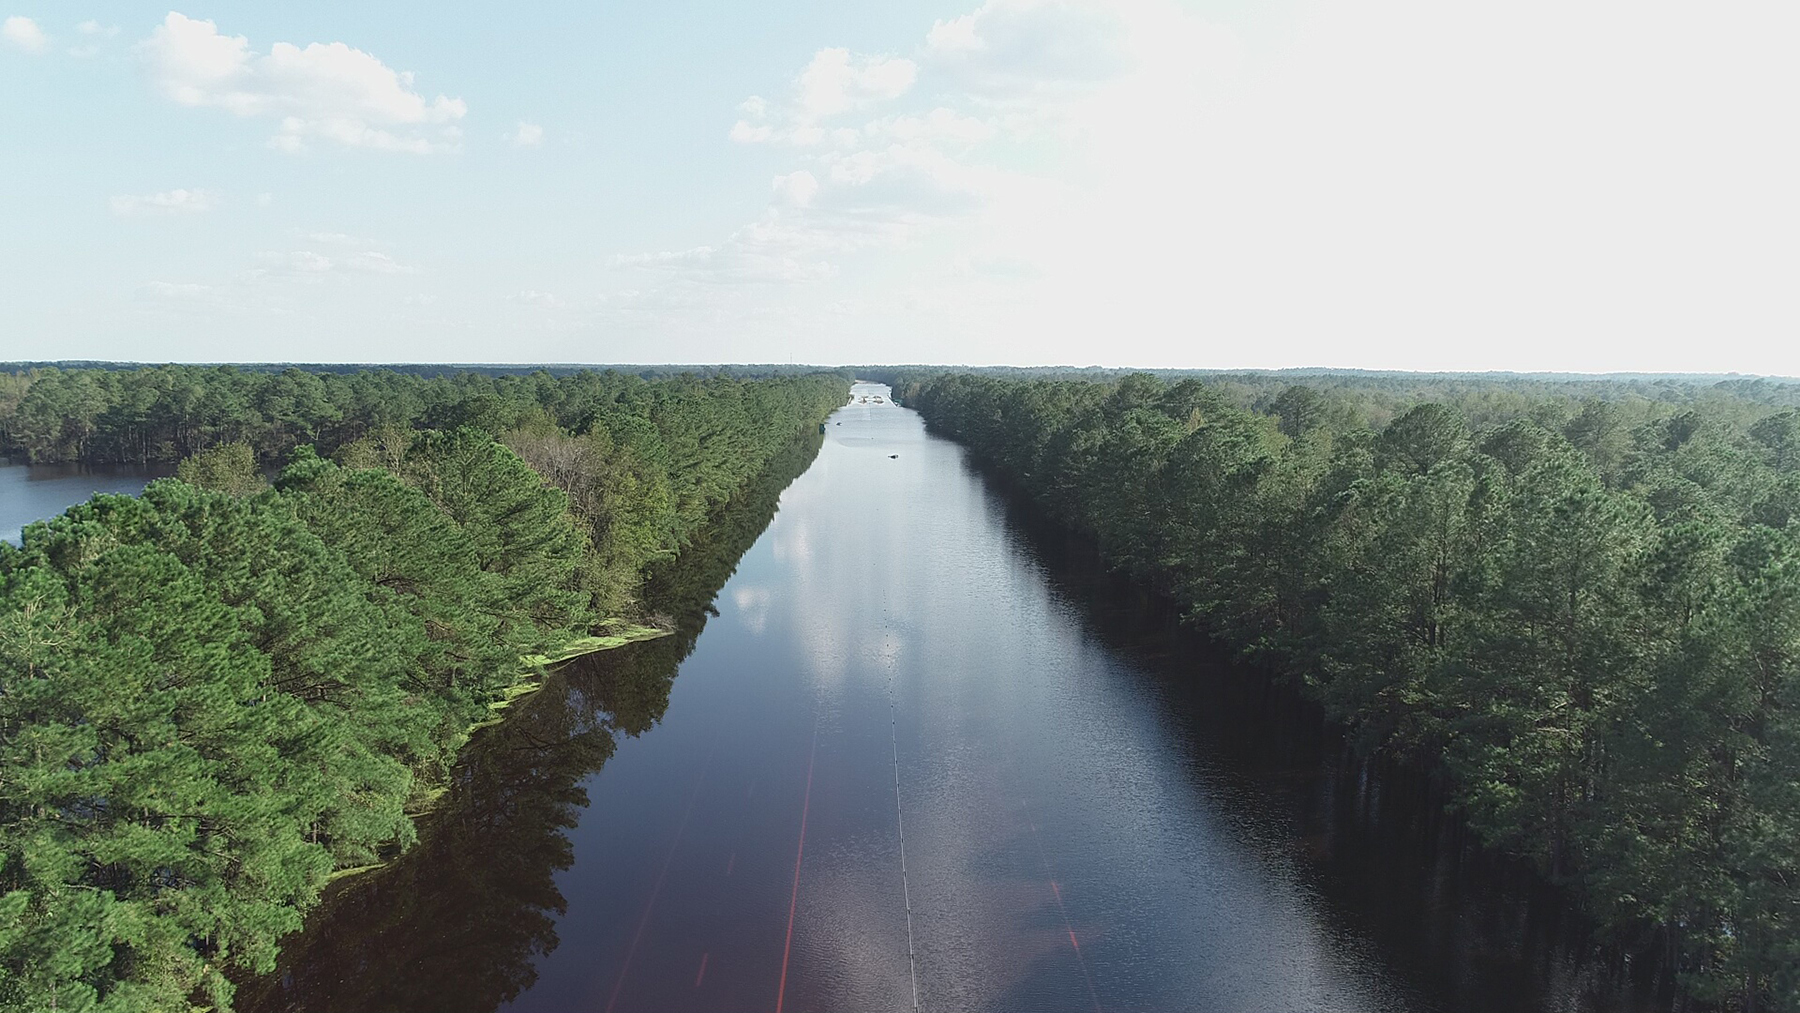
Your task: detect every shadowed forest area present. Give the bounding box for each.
[904,370,1800,1010]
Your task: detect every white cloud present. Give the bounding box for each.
[110,188,216,216]
[609,249,715,269]
[631,15,1056,312]
[796,48,916,121]
[69,18,115,52]
[610,215,839,285]
[615,143,981,290]
[104,0,1778,370]
[925,14,983,54]
[342,251,414,274]
[731,47,917,145]
[861,108,994,145]
[276,250,333,273]
[924,0,1133,97]
[630,0,1793,368]
[3,16,46,52]
[247,248,415,277]
[138,12,467,154]
[773,170,819,207]
[508,121,543,147]
[695,3,1128,303]
[949,0,1800,370]
[729,120,774,144]
[817,144,992,214]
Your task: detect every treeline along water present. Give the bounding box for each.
[235,428,827,1012]
[986,481,1667,1013]
[8,365,1795,1011]
[0,364,850,466]
[246,386,1657,1012]
[0,370,845,1013]
[905,372,1800,1010]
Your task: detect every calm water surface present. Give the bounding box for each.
[0,459,170,543]
[242,385,1644,1013]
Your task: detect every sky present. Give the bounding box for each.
[1,0,1796,371]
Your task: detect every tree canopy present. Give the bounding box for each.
[0,368,844,1012]
[909,371,1800,1010]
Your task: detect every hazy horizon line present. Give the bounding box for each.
[6,359,1799,383]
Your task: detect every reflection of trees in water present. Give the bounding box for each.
[237,431,823,1013]
[988,483,1669,1013]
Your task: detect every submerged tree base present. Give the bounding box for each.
[519,625,671,669]
[332,624,676,885]
[483,625,675,730]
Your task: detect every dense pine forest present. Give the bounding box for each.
[230,428,828,1013]
[906,372,1800,1010]
[11,362,1800,1010]
[0,366,844,1012]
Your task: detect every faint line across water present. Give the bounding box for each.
[775,703,822,1013]
[603,751,713,1013]
[889,669,922,1013]
[1026,813,1104,1013]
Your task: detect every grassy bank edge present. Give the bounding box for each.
[497,624,673,718]
[329,624,673,883]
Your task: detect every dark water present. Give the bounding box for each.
[0,459,172,543]
[242,385,1655,1013]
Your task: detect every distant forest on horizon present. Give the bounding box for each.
[12,361,1800,470]
[6,359,1800,384]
